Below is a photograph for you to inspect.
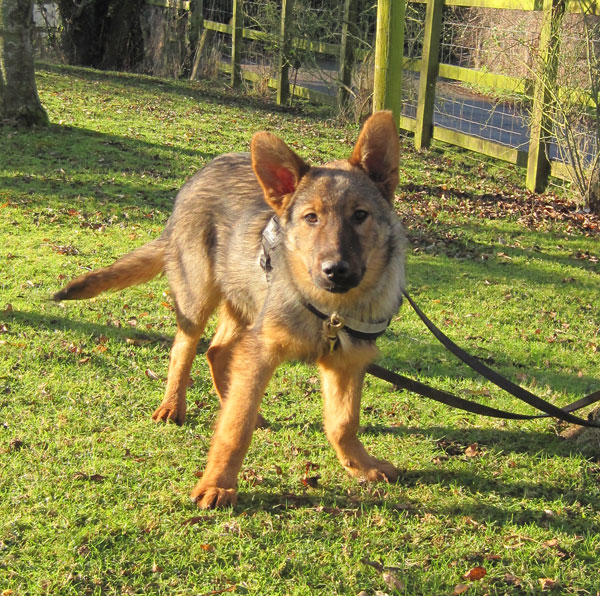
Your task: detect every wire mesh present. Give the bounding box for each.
[431,7,532,150]
[241,0,279,90]
[401,1,426,121]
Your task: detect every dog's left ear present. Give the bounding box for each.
[251,132,310,215]
[348,111,400,202]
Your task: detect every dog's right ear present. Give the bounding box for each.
[251,132,310,215]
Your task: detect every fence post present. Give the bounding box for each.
[277,0,293,105]
[414,0,443,150]
[526,0,565,192]
[338,0,358,111]
[189,0,204,80]
[373,0,405,125]
[230,0,243,88]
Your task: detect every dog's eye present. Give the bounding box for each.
[352,209,369,223]
[304,213,318,224]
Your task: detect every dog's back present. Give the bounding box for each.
[54,153,271,319]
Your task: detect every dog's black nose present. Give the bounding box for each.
[321,260,350,281]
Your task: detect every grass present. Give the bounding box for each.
[1,64,599,596]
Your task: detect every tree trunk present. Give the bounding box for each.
[588,167,600,214]
[57,0,145,71]
[1,0,48,126]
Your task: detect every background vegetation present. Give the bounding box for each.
[1,65,599,595]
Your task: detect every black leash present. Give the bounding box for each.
[367,290,600,429]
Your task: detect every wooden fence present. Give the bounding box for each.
[140,1,600,192]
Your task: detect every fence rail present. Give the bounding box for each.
[148,0,599,194]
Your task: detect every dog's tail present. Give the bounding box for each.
[53,236,167,301]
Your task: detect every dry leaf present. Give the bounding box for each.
[73,473,105,482]
[504,574,522,586]
[463,566,487,581]
[453,584,470,595]
[539,578,558,590]
[181,515,212,526]
[383,571,405,591]
[464,443,480,458]
[301,475,320,488]
[145,368,160,381]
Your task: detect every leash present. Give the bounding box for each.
[367,289,600,428]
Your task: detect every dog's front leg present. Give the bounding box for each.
[190,332,279,509]
[318,350,398,483]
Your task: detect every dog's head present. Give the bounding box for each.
[251,112,400,303]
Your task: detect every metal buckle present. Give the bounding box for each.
[323,312,345,353]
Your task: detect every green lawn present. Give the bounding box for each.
[1,64,599,595]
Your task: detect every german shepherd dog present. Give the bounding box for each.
[54,111,406,509]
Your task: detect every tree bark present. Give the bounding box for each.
[56,0,145,71]
[1,0,48,126]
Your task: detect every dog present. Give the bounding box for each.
[54,111,406,509]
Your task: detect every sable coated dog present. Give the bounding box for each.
[54,111,406,509]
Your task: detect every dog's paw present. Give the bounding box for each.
[363,459,399,483]
[190,484,238,509]
[152,403,185,426]
[346,457,399,483]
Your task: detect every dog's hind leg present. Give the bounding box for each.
[152,319,206,426]
[318,347,399,483]
[152,257,221,425]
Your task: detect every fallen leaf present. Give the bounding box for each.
[145,368,160,381]
[383,571,405,591]
[453,584,470,595]
[302,461,320,487]
[464,443,480,457]
[9,438,24,451]
[73,473,105,482]
[539,578,559,590]
[504,573,522,586]
[542,539,559,548]
[301,475,320,488]
[181,515,212,526]
[463,566,487,581]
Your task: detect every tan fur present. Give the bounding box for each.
[54,111,406,509]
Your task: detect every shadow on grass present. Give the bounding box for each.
[10,307,599,416]
[6,307,176,346]
[0,122,213,215]
[37,63,331,121]
[376,333,600,403]
[237,470,600,536]
[404,219,599,285]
